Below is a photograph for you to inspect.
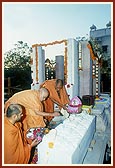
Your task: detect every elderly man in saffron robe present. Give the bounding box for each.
[4,104,40,164]
[40,79,70,121]
[4,88,60,132]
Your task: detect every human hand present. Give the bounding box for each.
[52,112,60,117]
[31,138,41,147]
[62,105,68,111]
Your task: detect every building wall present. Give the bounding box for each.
[90,28,111,60]
[90,27,111,93]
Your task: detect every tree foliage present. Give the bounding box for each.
[4,41,33,90]
[4,41,32,69]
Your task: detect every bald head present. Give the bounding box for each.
[55,79,64,91]
[6,104,23,124]
[39,87,49,102]
[56,79,64,86]
[6,104,22,118]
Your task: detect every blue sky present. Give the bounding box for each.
[3,2,112,59]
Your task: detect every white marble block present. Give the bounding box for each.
[37,111,96,164]
[91,104,108,132]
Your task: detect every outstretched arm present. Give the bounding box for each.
[34,110,60,117]
[50,97,68,110]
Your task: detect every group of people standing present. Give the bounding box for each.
[4,79,70,164]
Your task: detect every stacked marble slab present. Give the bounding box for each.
[83,94,111,164]
[37,111,96,164]
[91,93,111,132]
[91,104,108,132]
[97,94,111,126]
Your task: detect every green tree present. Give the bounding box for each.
[4,41,32,92]
[4,41,32,69]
